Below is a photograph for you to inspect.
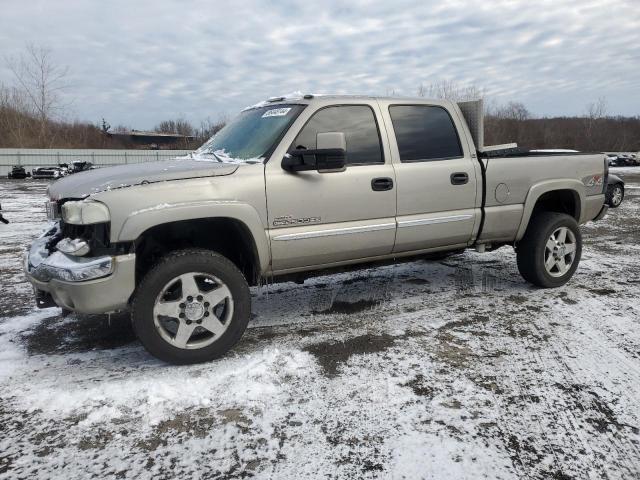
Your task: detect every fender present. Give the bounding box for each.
[515,179,585,241]
[117,200,271,273]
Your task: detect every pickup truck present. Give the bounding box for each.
[24,94,609,364]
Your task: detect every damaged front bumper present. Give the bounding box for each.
[24,224,136,314]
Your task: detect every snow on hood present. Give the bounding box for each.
[47,158,239,199]
[184,149,263,164]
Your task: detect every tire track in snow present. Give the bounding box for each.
[526,297,640,478]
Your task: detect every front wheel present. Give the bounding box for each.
[516,212,582,288]
[132,249,251,364]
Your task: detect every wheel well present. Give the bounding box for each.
[532,189,580,221]
[135,218,260,286]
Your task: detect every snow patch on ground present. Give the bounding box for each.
[0,309,57,380]
[14,347,316,426]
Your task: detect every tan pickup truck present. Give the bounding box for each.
[25,94,609,364]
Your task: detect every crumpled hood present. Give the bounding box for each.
[47,158,239,199]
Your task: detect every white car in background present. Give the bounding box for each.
[31,167,65,180]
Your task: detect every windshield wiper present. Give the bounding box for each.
[190,151,223,162]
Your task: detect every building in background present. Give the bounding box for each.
[106,130,195,150]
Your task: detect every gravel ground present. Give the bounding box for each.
[0,168,639,479]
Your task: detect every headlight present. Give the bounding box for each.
[62,200,110,225]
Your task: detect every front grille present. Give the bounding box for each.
[45,201,60,220]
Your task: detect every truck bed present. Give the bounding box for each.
[477,151,607,244]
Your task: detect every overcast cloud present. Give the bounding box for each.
[1,0,638,128]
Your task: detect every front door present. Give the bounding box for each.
[265,103,397,272]
[380,102,481,252]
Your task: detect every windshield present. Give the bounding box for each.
[193,104,305,163]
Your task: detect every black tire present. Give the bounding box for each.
[132,249,251,364]
[516,212,582,288]
[605,183,624,208]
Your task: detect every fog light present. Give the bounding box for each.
[56,238,90,256]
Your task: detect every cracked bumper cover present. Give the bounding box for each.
[25,231,136,314]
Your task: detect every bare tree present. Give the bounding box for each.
[584,97,608,150]
[155,118,195,137]
[490,101,531,121]
[417,80,485,102]
[587,97,608,119]
[484,101,532,146]
[5,44,69,144]
[0,83,30,145]
[112,124,131,134]
[196,116,227,141]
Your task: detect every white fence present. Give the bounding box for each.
[0,149,192,176]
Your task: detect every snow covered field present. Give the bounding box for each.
[0,170,639,479]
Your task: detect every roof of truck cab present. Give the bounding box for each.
[244,94,455,110]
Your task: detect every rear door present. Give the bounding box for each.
[379,101,481,253]
[264,102,397,272]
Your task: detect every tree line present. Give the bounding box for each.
[419,81,639,152]
[0,45,223,150]
[1,47,638,152]
[484,99,639,152]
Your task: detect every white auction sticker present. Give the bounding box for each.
[262,108,291,118]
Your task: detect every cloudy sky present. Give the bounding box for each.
[1,0,639,129]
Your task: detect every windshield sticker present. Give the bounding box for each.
[262,108,291,118]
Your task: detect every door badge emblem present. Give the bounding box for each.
[273,215,321,226]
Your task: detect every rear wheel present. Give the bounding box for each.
[132,249,251,364]
[606,183,624,208]
[516,212,582,288]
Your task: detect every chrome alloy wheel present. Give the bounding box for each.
[611,186,623,207]
[544,227,577,277]
[153,272,234,349]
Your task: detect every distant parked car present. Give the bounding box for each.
[605,154,618,165]
[32,167,64,179]
[612,154,640,167]
[70,160,94,173]
[59,161,95,174]
[7,166,30,179]
[605,174,625,208]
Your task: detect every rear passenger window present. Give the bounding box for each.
[389,105,463,162]
[292,105,383,165]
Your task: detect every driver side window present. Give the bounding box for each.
[292,105,384,165]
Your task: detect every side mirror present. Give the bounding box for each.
[282,132,346,172]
